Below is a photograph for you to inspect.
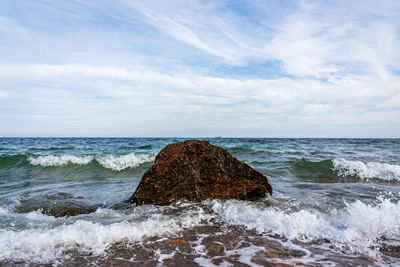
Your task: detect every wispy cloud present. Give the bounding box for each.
[0,0,399,137]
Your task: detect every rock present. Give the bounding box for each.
[130,140,272,205]
[14,193,98,217]
[42,204,97,217]
[16,202,97,218]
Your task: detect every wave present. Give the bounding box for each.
[0,206,211,263]
[210,196,400,257]
[2,197,400,264]
[96,154,154,171]
[27,153,154,171]
[295,158,400,182]
[0,153,154,171]
[295,158,334,175]
[28,146,75,152]
[0,154,27,168]
[137,144,152,150]
[333,158,400,181]
[119,144,152,150]
[28,155,93,166]
[227,146,255,154]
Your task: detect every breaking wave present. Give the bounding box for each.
[210,196,400,256]
[0,207,211,263]
[27,153,155,171]
[295,158,400,182]
[332,158,400,181]
[28,155,93,166]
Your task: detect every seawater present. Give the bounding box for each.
[0,138,399,266]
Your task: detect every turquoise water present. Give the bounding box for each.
[0,138,400,265]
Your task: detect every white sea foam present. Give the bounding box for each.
[28,155,93,166]
[0,208,211,263]
[210,197,400,256]
[25,211,56,222]
[332,158,400,181]
[28,153,154,171]
[96,153,154,171]
[0,207,9,214]
[155,249,176,264]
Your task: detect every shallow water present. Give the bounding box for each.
[0,138,400,266]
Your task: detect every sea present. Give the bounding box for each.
[0,138,399,266]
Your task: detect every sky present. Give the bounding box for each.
[0,0,399,137]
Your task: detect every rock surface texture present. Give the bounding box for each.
[130,140,272,205]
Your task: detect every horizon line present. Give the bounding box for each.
[1,136,399,139]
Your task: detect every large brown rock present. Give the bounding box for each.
[130,140,272,205]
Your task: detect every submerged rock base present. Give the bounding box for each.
[130,140,272,205]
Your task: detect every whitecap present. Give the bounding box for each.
[332,158,400,181]
[27,153,154,171]
[96,153,154,171]
[28,155,93,166]
[211,200,332,241]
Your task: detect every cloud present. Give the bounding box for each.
[0,15,30,38]
[0,0,399,137]
[0,64,398,132]
[119,0,400,80]
[120,0,273,65]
